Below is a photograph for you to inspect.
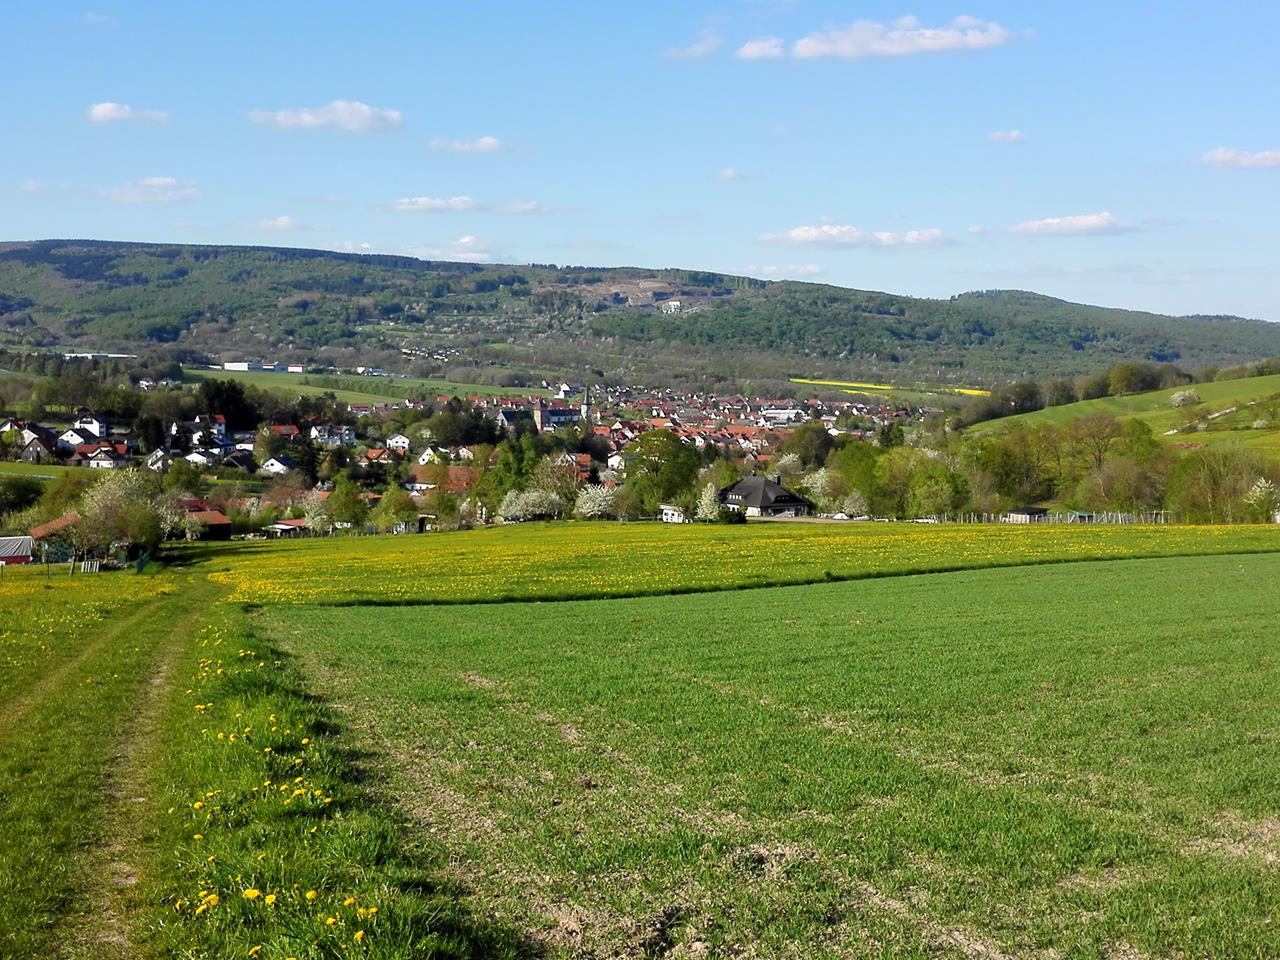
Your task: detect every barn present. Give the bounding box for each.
[0,536,35,565]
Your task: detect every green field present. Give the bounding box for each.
[982,373,1280,454]
[0,460,89,479]
[267,554,1280,958]
[183,367,548,404]
[2,522,1279,958]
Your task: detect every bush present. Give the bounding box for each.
[1170,389,1200,408]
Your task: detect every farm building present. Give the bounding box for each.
[719,476,813,518]
[0,536,34,564]
[1003,507,1049,524]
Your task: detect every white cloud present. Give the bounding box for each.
[19,179,42,192]
[391,195,476,212]
[717,167,747,180]
[430,135,504,153]
[87,101,169,123]
[750,264,824,278]
[499,200,550,214]
[1012,211,1134,236]
[249,100,401,132]
[666,31,722,59]
[106,176,199,204]
[760,223,945,247]
[1201,147,1280,169]
[405,235,493,263]
[989,129,1024,143]
[258,215,308,231]
[736,37,785,59]
[792,15,1014,59]
[332,241,374,253]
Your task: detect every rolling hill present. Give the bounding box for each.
[976,372,1280,457]
[1,239,1278,387]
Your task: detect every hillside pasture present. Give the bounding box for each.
[982,373,1280,456]
[266,554,1280,959]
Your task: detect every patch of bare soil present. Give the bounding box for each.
[1185,812,1280,864]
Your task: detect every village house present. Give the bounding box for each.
[720,475,813,518]
[310,424,356,447]
[20,437,56,464]
[260,455,296,476]
[386,433,412,454]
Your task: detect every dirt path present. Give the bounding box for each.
[52,580,213,959]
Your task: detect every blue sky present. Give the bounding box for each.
[4,1,1279,319]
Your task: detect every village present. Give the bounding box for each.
[0,374,929,561]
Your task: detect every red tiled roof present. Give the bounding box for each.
[189,510,231,526]
[31,511,80,540]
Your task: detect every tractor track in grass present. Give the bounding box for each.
[0,598,163,746]
[53,579,215,959]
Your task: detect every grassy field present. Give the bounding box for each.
[183,367,547,404]
[3,522,1280,958]
[203,520,1280,605]
[263,553,1280,959]
[981,373,1280,454]
[0,460,89,479]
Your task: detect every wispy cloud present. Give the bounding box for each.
[1201,147,1280,169]
[83,12,115,25]
[258,215,309,231]
[988,129,1025,143]
[19,180,42,193]
[666,30,722,59]
[405,235,493,263]
[390,196,476,212]
[792,15,1014,59]
[87,101,169,123]
[499,200,550,214]
[249,100,402,132]
[430,135,504,153]
[106,176,199,204]
[332,241,373,253]
[748,264,824,278]
[736,37,785,59]
[760,223,945,247]
[717,167,747,180]
[1012,211,1134,236]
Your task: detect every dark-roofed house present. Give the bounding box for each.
[719,476,813,518]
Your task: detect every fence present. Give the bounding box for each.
[933,511,1173,525]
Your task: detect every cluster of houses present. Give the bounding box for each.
[0,381,925,550]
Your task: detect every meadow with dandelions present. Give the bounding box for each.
[205,520,1280,606]
[1,521,1279,958]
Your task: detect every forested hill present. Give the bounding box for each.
[1,239,1277,385]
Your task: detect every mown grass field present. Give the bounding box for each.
[2,522,1279,958]
[266,554,1280,959]
[0,460,89,479]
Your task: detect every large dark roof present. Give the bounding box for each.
[720,475,812,510]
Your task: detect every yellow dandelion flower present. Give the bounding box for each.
[242,888,261,900]
[354,929,365,942]
[264,893,277,906]
[343,896,356,906]
[305,889,318,901]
